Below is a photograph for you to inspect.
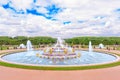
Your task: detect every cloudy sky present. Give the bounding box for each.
[0,0,120,38]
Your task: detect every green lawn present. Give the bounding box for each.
[0,60,120,70]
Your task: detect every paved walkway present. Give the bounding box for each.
[0,65,120,80]
[0,49,120,80]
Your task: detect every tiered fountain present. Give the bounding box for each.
[1,37,118,66]
[36,37,81,59]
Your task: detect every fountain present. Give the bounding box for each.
[27,40,33,51]
[19,43,26,49]
[89,41,93,52]
[26,40,34,56]
[1,37,118,66]
[54,37,64,48]
[99,43,104,49]
[36,37,80,60]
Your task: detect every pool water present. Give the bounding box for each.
[2,50,117,66]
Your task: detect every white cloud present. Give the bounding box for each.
[0,7,9,17]
[0,0,9,5]
[10,0,33,11]
[0,0,120,38]
[36,7,48,14]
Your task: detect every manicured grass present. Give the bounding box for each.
[0,61,120,70]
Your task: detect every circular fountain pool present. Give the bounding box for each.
[1,50,118,66]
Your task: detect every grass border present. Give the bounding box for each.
[0,51,120,70]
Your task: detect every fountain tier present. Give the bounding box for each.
[36,37,80,59]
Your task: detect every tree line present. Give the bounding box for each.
[65,37,120,45]
[0,36,120,45]
[0,36,56,45]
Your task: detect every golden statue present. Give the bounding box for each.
[49,48,53,54]
[78,53,81,57]
[44,49,46,53]
[72,48,75,52]
[64,49,68,54]
[36,53,40,57]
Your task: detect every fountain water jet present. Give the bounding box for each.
[99,43,104,49]
[89,41,93,52]
[54,37,64,48]
[27,40,33,51]
[26,40,34,56]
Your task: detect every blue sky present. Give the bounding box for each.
[0,0,120,38]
